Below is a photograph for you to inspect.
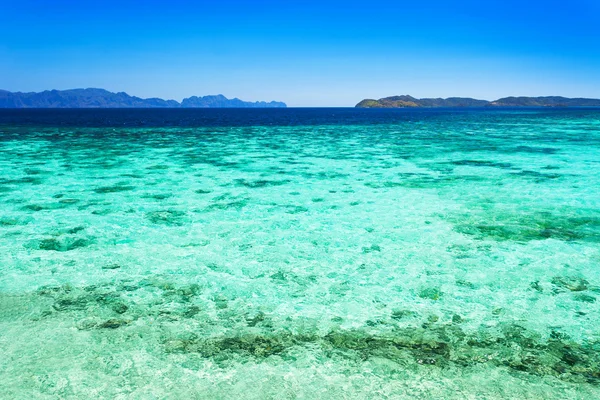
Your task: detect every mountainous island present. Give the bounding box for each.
[0,88,286,108]
[356,95,600,108]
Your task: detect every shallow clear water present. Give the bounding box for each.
[1,108,600,399]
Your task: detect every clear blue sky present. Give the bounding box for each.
[1,0,599,106]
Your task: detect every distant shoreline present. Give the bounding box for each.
[356,95,600,108]
[0,88,286,109]
[2,106,600,110]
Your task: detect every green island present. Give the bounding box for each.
[356,95,600,108]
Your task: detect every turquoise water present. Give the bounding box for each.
[1,108,600,399]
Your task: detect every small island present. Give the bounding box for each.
[356,95,600,108]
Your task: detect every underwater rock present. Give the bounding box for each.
[235,179,290,188]
[26,278,600,385]
[452,212,600,243]
[143,193,172,200]
[182,306,200,318]
[510,170,562,181]
[175,284,202,297]
[76,318,99,330]
[284,205,309,214]
[391,309,418,320]
[270,271,287,281]
[93,184,135,193]
[52,297,90,311]
[551,276,589,292]
[22,204,48,211]
[530,281,544,293]
[456,279,476,289]
[65,226,85,234]
[38,284,134,322]
[156,301,201,320]
[362,244,381,254]
[364,181,405,189]
[58,198,80,204]
[212,294,228,310]
[450,160,513,169]
[98,319,130,329]
[146,164,170,170]
[91,209,112,216]
[205,263,229,274]
[204,334,295,358]
[26,237,93,252]
[111,302,129,314]
[246,312,266,327]
[205,200,248,211]
[513,146,558,154]
[0,217,30,226]
[574,294,596,303]
[102,263,121,270]
[160,284,202,305]
[419,287,443,301]
[3,176,43,185]
[146,210,186,226]
[152,320,600,384]
[429,315,441,323]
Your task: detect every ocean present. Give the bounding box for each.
[1,108,599,399]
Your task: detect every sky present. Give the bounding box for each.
[1,0,600,106]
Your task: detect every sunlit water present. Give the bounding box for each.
[1,108,600,399]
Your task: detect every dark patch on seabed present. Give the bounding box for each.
[365,174,488,190]
[451,211,600,243]
[510,170,563,181]
[448,159,514,169]
[146,209,187,226]
[24,236,94,252]
[93,184,135,193]
[168,326,600,385]
[513,146,559,154]
[0,279,596,386]
[235,179,291,188]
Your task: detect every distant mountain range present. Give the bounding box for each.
[356,95,600,108]
[0,88,286,108]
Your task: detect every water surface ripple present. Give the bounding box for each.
[1,109,600,399]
